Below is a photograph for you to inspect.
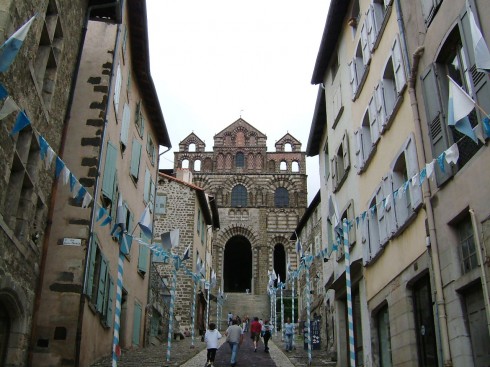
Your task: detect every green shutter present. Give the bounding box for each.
[102,142,118,199]
[86,235,98,298]
[96,257,108,313]
[106,276,115,327]
[420,65,452,185]
[132,302,142,346]
[130,139,142,179]
[138,243,149,274]
[155,194,167,215]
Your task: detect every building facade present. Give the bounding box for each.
[402,0,490,365]
[0,2,91,365]
[151,170,219,338]
[30,1,171,366]
[174,118,308,295]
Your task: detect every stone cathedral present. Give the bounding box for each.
[174,118,307,295]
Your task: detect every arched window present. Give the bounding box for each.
[188,143,196,152]
[235,152,244,168]
[284,143,292,152]
[275,187,289,208]
[292,161,300,172]
[194,159,201,171]
[181,159,189,169]
[280,161,287,171]
[231,184,247,207]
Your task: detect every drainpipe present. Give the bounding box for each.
[76,3,121,365]
[469,209,490,337]
[407,46,453,366]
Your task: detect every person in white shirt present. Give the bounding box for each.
[204,322,222,367]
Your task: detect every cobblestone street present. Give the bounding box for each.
[91,330,335,367]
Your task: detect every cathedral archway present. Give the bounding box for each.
[273,244,286,286]
[224,236,252,292]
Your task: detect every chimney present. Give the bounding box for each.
[176,168,193,184]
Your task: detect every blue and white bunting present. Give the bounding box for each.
[0,15,36,72]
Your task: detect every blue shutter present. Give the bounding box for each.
[106,276,115,327]
[96,257,108,313]
[138,243,149,274]
[144,169,150,203]
[132,302,142,346]
[121,103,131,147]
[114,64,122,114]
[130,139,142,179]
[155,194,167,215]
[86,236,98,298]
[102,142,117,199]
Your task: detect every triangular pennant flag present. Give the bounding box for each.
[69,173,77,192]
[426,160,435,180]
[9,110,30,135]
[411,173,419,187]
[75,186,86,203]
[483,117,490,136]
[55,156,65,178]
[419,168,427,186]
[120,233,133,255]
[0,83,7,100]
[81,191,92,208]
[468,4,490,73]
[100,215,112,227]
[46,147,55,169]
[72,181,81,198]
[39,135,49,161]
[182,244,191,261]
[138,205,152,238]
[161,229,179,251]
[437,152,446,173]
[447,76,478,143]
[0,96,19,120]
[0,15,36,72]
[61,165,70,185]
[445,143,459,165]
[111,195,126,237]
[96,205,106,222]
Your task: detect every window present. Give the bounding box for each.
[146,136,156,166]
[291,161,300,172]
[143,169,155,212]
[349,41,368,98]
[421,9,488,186]
[367,1,391,52]
[332,83,344,127]
[155,194,167,215]
[323,143,330,182]
[335,201,356,259]
[331,131,350,191]
[376,305,393,367]
[120,103,131,150]
[274,187,289,208]
[113,63,122,116]
[352,288,364,366]
[134,101,145,138]
[456,216,477,274]
[86,236,114,327]
[280,161,287,171]
[102,141,118,202]
[193,159,201,171]
[33,0,63,108]
[130,139,142,181]
[421,0,443,26]
[284,143,292,152]
[235,152,244,167]
[132,302,142,346]
[188,143,196,152]
[231,184,247,207]
[138,233,151,275]
[362,197,381,264]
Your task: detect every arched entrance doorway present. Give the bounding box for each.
[273,244,286,286]
[0,302,10,365]
[224,236,252,292]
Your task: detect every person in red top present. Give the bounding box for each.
[250,317,262,352]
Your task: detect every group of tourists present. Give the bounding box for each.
[203,313,295,367]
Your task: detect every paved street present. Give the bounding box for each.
[92,330,335,367]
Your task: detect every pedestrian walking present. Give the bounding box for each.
[262,320,273,353]
[204,322,222,367]
[250,317,262,352]
[225,319,243,367]
[227,311,233,326]
[284,317,294,352]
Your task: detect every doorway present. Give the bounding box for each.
[224,236,252,292]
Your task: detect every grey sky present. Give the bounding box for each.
[147,0,330,203]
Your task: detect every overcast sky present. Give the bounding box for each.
[146,1,330,204]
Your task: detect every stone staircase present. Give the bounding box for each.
[212,292,270,330]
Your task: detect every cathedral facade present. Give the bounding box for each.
[174,118,307,295]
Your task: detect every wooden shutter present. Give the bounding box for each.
[392,35,406,94]
[106,276,115,327]
[360,21,370,66]
[342,131,350,172]
[138,243,149,274]
[132,302,142,346]
[347,201,356,246]
[384,0,393,6]
[354,128,363,173]
[144,168,151,203]
[376,184,389,246]
[368,95,380,143]
[421,0,441,26]
[420,64,452,185]
[368,200,381,258]
[330,157,337,188]
[382,174,397,236]
[375,82,387,132]
[460,5,490,139]
[349,59,358,97]
[361,214,370,264]
[102,141,117,199]
[120,103,131,147]
[405,135,423,210]
[86,236,98,298]
[130,139,142,179]
[114,63,122,114]
[96,257,108,313]
[155,194,167,215]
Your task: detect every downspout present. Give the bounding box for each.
[469,209,490,338]
[75,3,121,365]
[407,46,453,366]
